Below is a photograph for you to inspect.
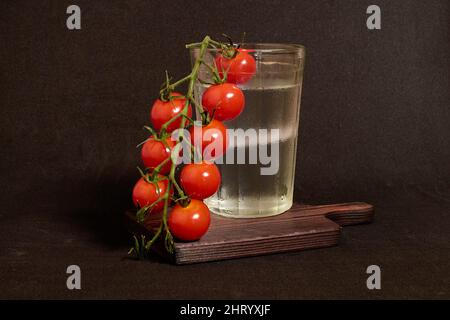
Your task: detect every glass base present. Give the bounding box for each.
[207,200,293,219]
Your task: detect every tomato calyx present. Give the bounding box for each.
[199,109,216,126]
[159,70,175,102]
[137,166,169,188]
[175,196,192,208]
[220,33,240,59]
[142,125,173,144]
[221,46,238,60]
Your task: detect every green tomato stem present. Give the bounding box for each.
[158,36,212,252]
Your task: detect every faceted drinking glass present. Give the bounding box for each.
[190,43,305,218]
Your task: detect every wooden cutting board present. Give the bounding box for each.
[125,202,374,264]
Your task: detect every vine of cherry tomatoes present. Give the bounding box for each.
[131,37,256,252]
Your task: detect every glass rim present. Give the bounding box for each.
[190,43,305,56]
[240,43,305,54]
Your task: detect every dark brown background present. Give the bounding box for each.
[1,0,449,299]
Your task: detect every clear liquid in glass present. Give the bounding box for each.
[196,82,302,217]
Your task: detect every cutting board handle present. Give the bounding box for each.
[321,202,374,226]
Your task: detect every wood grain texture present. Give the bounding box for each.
[125,202,374,264]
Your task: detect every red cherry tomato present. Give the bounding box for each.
[150,92,192,132]
[132,175,170,211]
[202,83,245,121]
[168,199,210,241]
[189,119,228,160]
[215,49,256,84]
[141,137,175,174]
[180,161,221,199]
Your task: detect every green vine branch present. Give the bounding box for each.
[130,35,232,259]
